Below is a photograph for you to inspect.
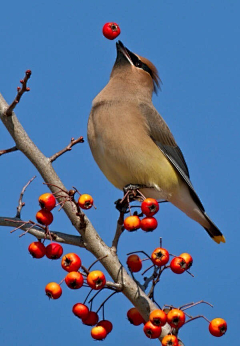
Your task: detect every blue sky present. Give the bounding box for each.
[1,1,239,345]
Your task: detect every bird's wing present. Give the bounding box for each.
[140,103,205,211]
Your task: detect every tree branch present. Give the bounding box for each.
[49,136,84,163]
[111,212,124,252]
[5,70,32,116]
[16,175,36,218]
[0,216,85,246]
[0,145,18,156]
[0,90,182,344]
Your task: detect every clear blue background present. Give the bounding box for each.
[1,1,239,345]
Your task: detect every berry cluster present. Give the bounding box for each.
[26,192,113,340]
[124,198,159,232]
[127,305,227,342]
[16,191,227,342]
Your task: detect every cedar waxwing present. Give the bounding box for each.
[87,41,225,244]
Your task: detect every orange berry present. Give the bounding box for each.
[209,318,227,337]
[161,334,179,346]
[87,270,106,290]
[91,326,107,340]
[38,193,56,211]
[78,194,94,210]
[149,309,167,327]
[45,282,62,299]
[179,253,193,270]
[167,309,185,329]
[36,209,53,226]
[124,215,141,231]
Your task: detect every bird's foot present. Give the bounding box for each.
[115,184,147,213]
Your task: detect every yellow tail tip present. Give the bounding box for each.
[213,235,226,244]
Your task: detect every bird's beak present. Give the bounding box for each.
[116,41,135,66]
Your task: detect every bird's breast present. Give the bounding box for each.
[88,101,181,198]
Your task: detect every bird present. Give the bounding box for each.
[87,40,225,244]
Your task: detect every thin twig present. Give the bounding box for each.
[111,212,124,252]
[180,300,213,311]
[5,70,31,116]
[83,288,93,305]
[184,315,211,324]
[88,255,108,272]
[96,291,118,314]
[0,145,18,156]
[88,288,105,304]
[126,250,152,261]
[49,136,84,163]
[16,176,36,218]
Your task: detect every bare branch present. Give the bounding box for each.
[0,89,182,343]
[49,136,84,163]
[5,70,32,116]
[16,176,36,218]
[0,145,18,156]
[0,217,85,247]
[180,300,213,311]
[111,212,124,252]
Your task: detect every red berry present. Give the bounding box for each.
[72,303,89,319]
[170,257,187,274]
[126,254,142,272]
[82,311,99,326]
[127,307,145,326]
[61,253,81,272]
[45,243,63,260]
[65,271,84,289]
[141,198,159,217]
[151,247,169,266]
[143,321,162,339]
[102,22,121,40]
[97,320,113,334]
[140,217,158,232]
[28,241,46,259]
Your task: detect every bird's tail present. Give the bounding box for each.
[203,212,226,244]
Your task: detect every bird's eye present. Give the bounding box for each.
[135,60,142,68]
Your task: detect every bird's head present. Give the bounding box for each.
[110,41,161,94]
